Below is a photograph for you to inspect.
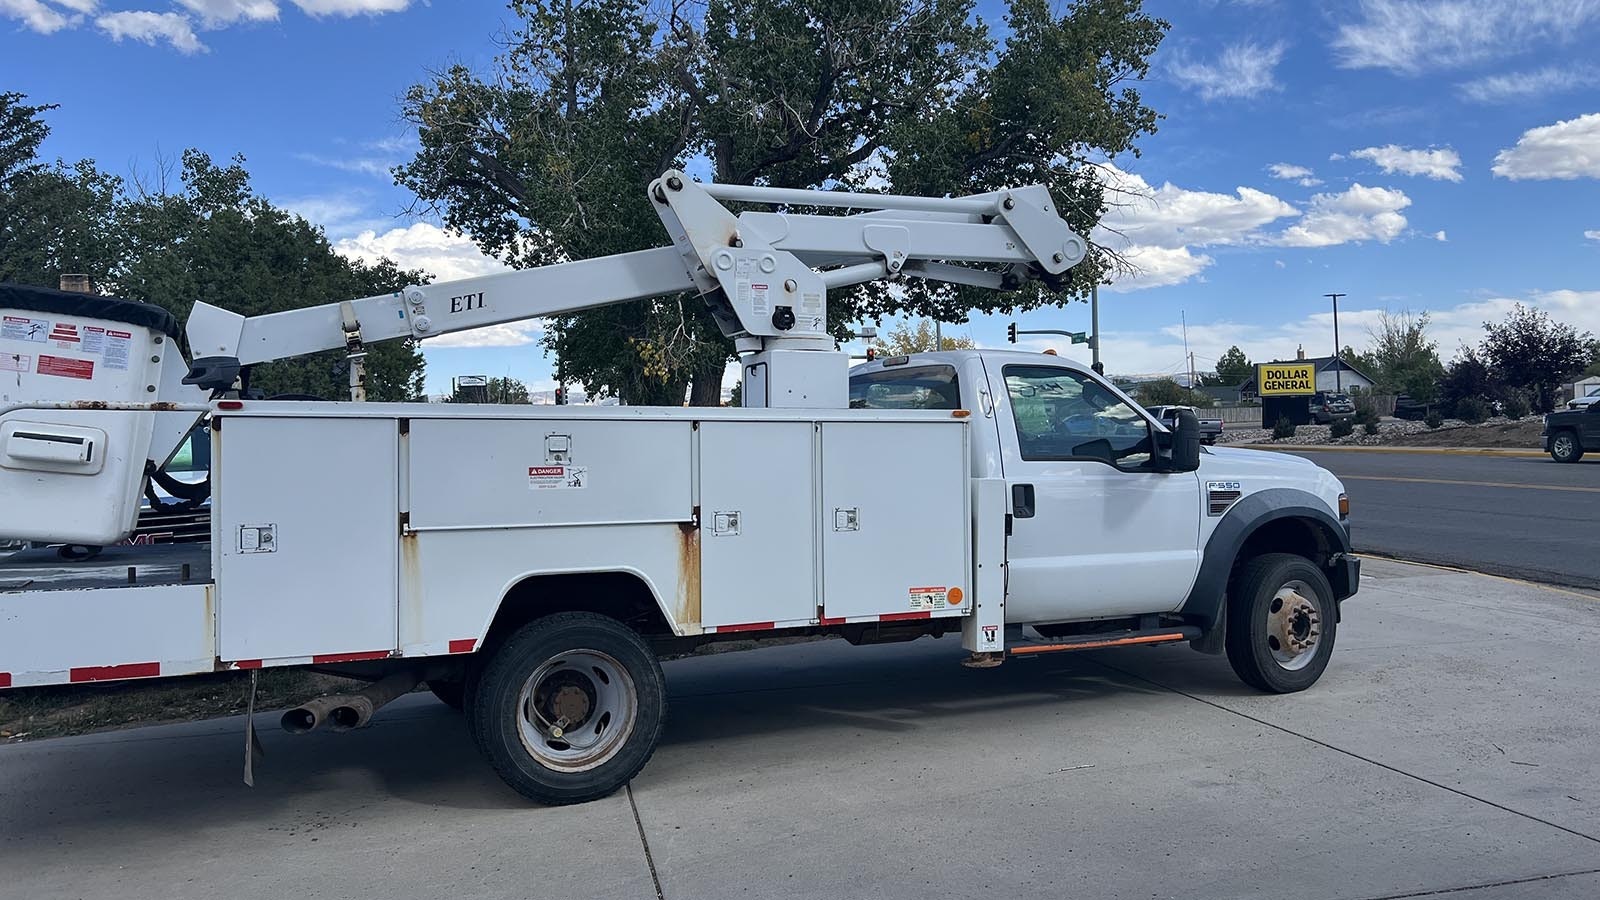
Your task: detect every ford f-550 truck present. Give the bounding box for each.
[0,172,1355,805]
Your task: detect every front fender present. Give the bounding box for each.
[1181,488,1355,639]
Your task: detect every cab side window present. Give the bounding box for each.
[848,365,961,410]
[1004,365,1153,470]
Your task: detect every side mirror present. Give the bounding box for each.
[1158,410,1202,473]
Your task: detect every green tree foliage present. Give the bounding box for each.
[0,96,426,401]
[1480,303,1593,413]
[398,0,1168,404]
[1328,418,1353,439]
[1135,377,1212,408]
[1363,310,1444,402]
[1271,416,1295,440]
[1209,345,1252,386]
[1438,346,1497,417]
[871,319,976,356]
[446,376,531,404]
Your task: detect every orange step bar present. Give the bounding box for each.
[1009,630,1194,656]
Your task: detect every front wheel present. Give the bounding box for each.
[1225,553,1338,693]
[1550,431,1584,463]
[470,612,666,805]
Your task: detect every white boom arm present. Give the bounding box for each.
[180,171,1087,403]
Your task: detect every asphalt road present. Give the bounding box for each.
[4,558,1600,900]
[1280,449,1600,591]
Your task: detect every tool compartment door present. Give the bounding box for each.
[217,416,398,662]
[819,420,970,620]
[698,421,817,628]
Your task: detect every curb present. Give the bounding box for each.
[1232,443,1546,458]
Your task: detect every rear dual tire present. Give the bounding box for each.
[470,612,666,805]
[1225,553,1337,693]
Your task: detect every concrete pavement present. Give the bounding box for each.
[3,558,1600,899]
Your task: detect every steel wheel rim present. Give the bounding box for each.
[1265,580,1322,671]
[1554,434,1574,458]
[516,649,637,772]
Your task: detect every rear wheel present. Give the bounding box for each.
[1550,430,1583,463]
[1225,553,1337,693]
[470,612,666,805]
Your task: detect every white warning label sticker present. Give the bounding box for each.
[528,464,588,489]
[908,586,948,610]
[2,315,49,343]
[1,353,29,372]
[103,329,132,370]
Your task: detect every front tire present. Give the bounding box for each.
[1225,553,1338,693]
[470,612,666,805]
[1550,430,1583,463]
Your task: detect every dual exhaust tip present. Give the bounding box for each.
[280,671,421,735]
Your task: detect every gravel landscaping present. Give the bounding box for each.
[1216,415,1546,448]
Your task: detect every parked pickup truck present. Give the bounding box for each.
[1543,402,1600,462]
[1145,404,1224,445]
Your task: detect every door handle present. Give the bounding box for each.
[1011,483,1035,519]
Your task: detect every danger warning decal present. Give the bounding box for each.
[908,586,949,611]
[2,315,49,343]
[528,464,588,490]
[37,355,94,380]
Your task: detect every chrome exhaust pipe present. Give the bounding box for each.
[327,671,423,732]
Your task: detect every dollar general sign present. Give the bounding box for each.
[1257,363,1316,396]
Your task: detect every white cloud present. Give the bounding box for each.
[1276,184,1412,248]
[1093,164,1298,291]
[1267,163,1322,187]
[295,152,395,178]
[290,0,408,15]
[331,223,534,348]
[52,0,97,11]
[1,0,78,33]
[1433,230,1447,241]
[1585,230,1600,241]
[1333,0,1600,74]
[1347,145,1463,182]
[96,10,205,53]
[177,0,277,27]
[1168,41,1285,101]
[1459,65,1600,103]
[1492,113,1600,181]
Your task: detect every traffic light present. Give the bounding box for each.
[1007,322,1017,343]
[554,385,567,405]
[865,347,877,361]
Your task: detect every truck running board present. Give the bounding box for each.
[1008,626,1201,657]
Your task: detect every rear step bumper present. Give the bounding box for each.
[1009,626,1201,657]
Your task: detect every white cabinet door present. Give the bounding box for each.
[819,421,969,620]
[218,416,398,661]
[698,421,817,628]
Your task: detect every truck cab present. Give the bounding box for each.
[851,349,1358,690]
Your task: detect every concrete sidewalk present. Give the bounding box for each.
[3,558,1599,899]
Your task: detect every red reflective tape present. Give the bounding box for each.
[448,639,477,654]
[879,611,932,622]
[234,659,262,670]
[311,650,390,664]
[818,616,845,627]
[715,621,775,634]
[70,662,159,683]
[0,672,11,688]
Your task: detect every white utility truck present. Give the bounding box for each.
[0,173,1357,804]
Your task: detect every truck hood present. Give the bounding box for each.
[1199,445,1346,516]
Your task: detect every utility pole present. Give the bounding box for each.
[1090,282,1102,374]
[1181,311,1192,388]
[934,319,942,352]
[1324,292,1346,392]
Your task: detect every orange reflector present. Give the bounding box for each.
[1042,349,1058,356]
[951,409,971,419]
[1339,493,1350,517]
[948,587,964,606]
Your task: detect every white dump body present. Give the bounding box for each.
[0,306,164,545]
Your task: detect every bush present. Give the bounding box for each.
[1363,418,1379,435]
[1424,410,1444,429]
[1501,391,1530,420]
[1272,416,1297,440]
[1329,418,1354,439]
[1456,397,1491,425]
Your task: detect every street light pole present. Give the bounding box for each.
[1324,292,1346,392]
[1091,282,1102,374]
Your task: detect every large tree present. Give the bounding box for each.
[1364,310,1444,401]
[1206,345,1252,386]
[399,0,1167,404]
[0,95,426,401]
[872,319,977,356]
[1480,303,1593,413]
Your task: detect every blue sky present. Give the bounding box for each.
[4,0,1598,395]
